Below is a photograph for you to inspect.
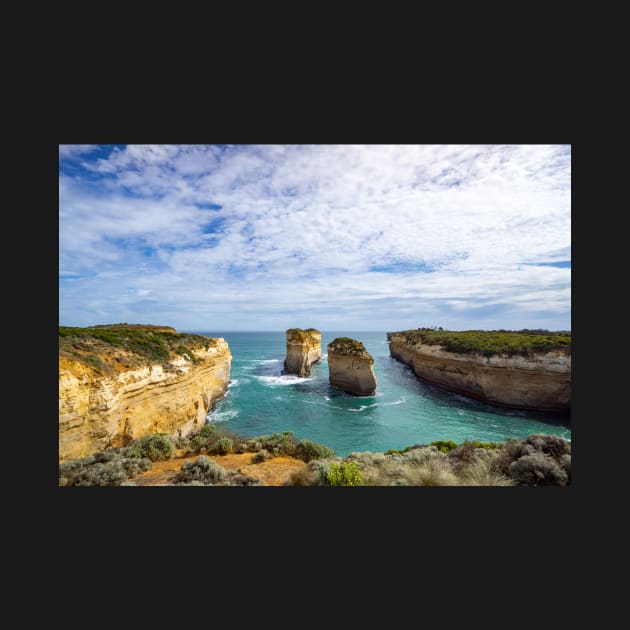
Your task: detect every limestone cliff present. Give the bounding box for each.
[327,337,377,396]
[283,328,322,377]
[388,332,570,412]
[59,327,231,461]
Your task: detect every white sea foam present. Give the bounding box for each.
[254,374,311,386]
[382,397,406,406]
[324,396,331,401]
[228,379,239,387]
[347,403,379,412]
[260,359,280,364]
[207,410,239,422]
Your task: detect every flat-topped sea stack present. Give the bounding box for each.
[327,337,377,396]
[388,328,571,412]
[283,328,322,377]
[58,324,232,461]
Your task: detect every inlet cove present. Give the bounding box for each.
[59,326,571,487]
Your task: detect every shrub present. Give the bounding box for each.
[326,461,363,486]
[286,467,321,486]
[507,453,569,486]
[71,461,129,486]
[216,437,233,455]
[460,460,514,486]
[257,431,297,456]
[175,456,227,484]
[199,424,216,438]
[124,433,174,461]
[295,439,334,463]
[401,458,459,486]
[93,451,117,463]
[252,449,269,464]
[227,471,263,486]
[430,440,458,453]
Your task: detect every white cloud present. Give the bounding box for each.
[59,145,98,160]
[59,144,571,330]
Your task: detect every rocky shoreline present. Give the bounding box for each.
[388,331,570,412]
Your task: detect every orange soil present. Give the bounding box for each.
[132,450,307,486]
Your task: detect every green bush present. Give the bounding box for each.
[216,437,233,455]
[326,461,363,486]
[430,440,458,453]
[124,433,174,461]
[507,453,569,486]
[199,424,216,438]
[252,449,269,464]
[295,439,334,463]
[175,456,227,484]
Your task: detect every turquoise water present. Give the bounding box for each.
[191,331,571,457]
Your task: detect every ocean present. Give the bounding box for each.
[190,331,571,457]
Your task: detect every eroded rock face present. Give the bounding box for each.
[327,337,377,396]
[388,333,570,411]
[283,328,322,377]
[58,338,232,461]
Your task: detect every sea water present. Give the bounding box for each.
[191,331,571,457]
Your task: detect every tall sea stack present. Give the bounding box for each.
[283,328,322,377]
[327,337,377,396]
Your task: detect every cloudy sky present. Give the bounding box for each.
[59,144,571,332]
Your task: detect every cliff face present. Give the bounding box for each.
[283,328,322,377]
[327,338,377,396]
[388,334,570,411]
[59,338,231,461]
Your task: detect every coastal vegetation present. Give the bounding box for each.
[58,324,216,372]
[327,337,373,360]
[286,327,320,344]
[59,427,570,487]
[392,328,571,358]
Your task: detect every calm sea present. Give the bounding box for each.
[190,331,571,457]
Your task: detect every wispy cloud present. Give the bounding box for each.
[59,144,571,330]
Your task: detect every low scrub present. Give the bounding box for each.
[326,461,363,486]
[175,456,227,484]
[393,328,571,357]
[123,433,174,461]
[59,450,152,486]
[295,439,334,462]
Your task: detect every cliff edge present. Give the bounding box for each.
[327,337,377,396]
[59,325,232,461]
[388,329,570,412]
[283,328,322,377]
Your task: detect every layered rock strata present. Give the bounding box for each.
[283,328,322,377]
[327,337,377,396]
[388,333,570,411]
[59,335,231,461]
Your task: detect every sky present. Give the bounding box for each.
[59,144,571,332]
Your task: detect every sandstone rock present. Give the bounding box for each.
[282,328,322,377]
[58,336,232,461]
[388,333,570,411]
[327,337,377,396]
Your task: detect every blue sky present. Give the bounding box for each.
[59,144,571,331]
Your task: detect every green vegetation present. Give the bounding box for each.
[326,461,363,486]
[59,451,152,486]
[430,440,458,453]
[124,433,174,461]
[175,456,228,484]
[286,328,320,344]
[178,426,334,462]
[393,327,571,357]
[327,337,372,359]
[216,437,233,455]
[59,427,569,487]
[284,433,570,487]
[294,439,334,462]
[58,324,215,372]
